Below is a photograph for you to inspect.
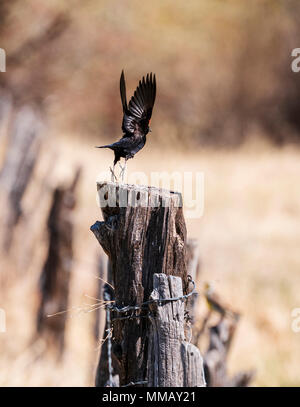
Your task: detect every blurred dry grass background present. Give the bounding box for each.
[0,0,300,386]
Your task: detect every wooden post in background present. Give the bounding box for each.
[185,238,201,337]
[94,257,120,387]
[204,319,254,387]
[91,181,205,387]
[0,106,43,252]
[36,168,81,358]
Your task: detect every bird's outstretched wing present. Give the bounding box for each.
[120,70,128,112]
[120,71,156,136]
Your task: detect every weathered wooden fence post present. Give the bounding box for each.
[0,105,43,252]
[203,318,254,387]
[94,257,120,387]
[185,239,201,336]
[91,181,205,387]
[147,273,205,386]
[36,168,81,358]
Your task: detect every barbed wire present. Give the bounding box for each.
[111,314,149,322]
[107,275,196,315]
[103,275,197,387]
[122,380,148,388]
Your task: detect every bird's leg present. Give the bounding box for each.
[123,159,127,182]
[118,162,124,177]
[110,164,117,182]
[119,159,127,182]
[119,159,126,182]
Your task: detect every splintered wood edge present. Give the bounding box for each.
[96,181,182,198]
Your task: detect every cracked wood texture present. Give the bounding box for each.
[91,182,188,386]
[147,274,206,387]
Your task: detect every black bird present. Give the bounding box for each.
[96,70,156,181]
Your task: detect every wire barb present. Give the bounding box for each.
[103,277,197,387]
[107,277,196,315]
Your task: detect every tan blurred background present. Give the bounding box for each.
[0,0,300,386]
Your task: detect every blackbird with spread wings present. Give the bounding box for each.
[96,70,156,181]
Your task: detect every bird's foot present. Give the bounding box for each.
[110,166,117,182]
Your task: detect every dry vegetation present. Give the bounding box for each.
[0,0,300,386]
[1,137,299,386]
